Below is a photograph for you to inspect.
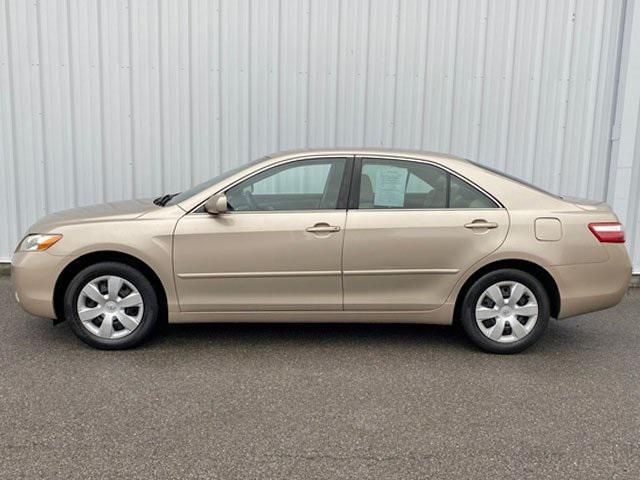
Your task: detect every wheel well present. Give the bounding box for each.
[53,251,168,321]
[453,259,561,322]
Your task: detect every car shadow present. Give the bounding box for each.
[143,321,476,353]
[28,312,609,356]
[136,316,621,356]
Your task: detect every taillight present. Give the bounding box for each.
[588,222,625,243]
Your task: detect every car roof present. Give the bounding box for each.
[269,148,468,165]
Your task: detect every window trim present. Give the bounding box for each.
[191,155,355,214]
[351,155,502,210]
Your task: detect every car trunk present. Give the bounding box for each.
[561,196,615,213]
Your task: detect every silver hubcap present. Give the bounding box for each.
[76,275,144,339]
[475,281,538,343]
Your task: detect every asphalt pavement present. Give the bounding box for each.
[1,275,639,479]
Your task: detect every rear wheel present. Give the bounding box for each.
[64,262,159,349]
[460,269,550,354]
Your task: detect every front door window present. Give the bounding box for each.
[226,158,347,211]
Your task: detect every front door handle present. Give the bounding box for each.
[464,220,498,229]
[306,223,341,233]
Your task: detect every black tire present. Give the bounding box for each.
[64,261,160,349]
[460,268,550,354]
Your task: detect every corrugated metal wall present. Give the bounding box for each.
[608,0,640,271]
[0,0,634,266]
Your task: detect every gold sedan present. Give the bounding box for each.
[12,149,632,353]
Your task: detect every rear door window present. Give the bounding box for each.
[357,158,497,209]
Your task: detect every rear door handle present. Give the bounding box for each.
[464,220,498,229]
[306,223,341,233]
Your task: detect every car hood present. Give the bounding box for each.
[28,199,158,233]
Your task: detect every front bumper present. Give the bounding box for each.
[11,251,73,319]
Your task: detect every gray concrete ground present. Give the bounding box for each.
[1,276,639,479]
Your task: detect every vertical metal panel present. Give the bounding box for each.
[609,0,640,270]
[249,0,278,158]
[0,0,19,257]
[393,0,431,149]
[335,0,370,146]
[67,0,105,205]
[130,0,163,197]
[2,0,48,245]
[362,0,399,147]
[0,0,636,268]
[307,0,340,148]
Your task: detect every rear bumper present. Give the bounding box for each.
[11,251,72,319]
[555,245,632,319]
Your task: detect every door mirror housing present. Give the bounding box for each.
[204,194,228,214]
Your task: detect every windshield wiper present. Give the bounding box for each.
[153,193,179,207]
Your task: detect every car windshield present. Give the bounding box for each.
[468,160,561,198]
[163,156,270,206]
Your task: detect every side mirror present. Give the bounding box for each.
[204,194,228,214]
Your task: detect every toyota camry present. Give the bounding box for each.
[12,149,632,353]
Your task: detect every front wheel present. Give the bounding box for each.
[64,261,160,349]
[459,269,550,354]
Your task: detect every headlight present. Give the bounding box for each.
[18,234,63,252]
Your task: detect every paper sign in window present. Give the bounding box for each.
[373,166,408,207]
